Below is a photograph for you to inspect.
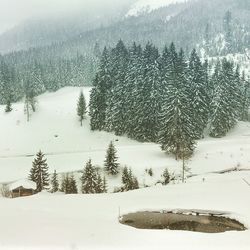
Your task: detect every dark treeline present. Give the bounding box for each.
[89,40,250,159]
[0,51,99,104]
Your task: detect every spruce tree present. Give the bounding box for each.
[162,168,170,185]
[77,91,86,126]
[89,47,111,131]
[104,40,129,135]
[102,176,108,193]
[81,159,98,194]
[51,170,59,193]
[104,141,119,175]
[69,174,78,194]
[158,46,197,159]
[239,72,250,121]
[96,173,103,193]
[188,49,209,138]
[122,167,139,191]
[210,59,241,137]
[5,99,12,113]
[29,150,49,192]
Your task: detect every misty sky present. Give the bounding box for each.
[0,0,135,34]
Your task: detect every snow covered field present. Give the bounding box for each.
[0,87,250,249]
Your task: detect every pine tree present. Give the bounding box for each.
[60,174,66,192]
[158,46,197,159]
[104,141,119,175]
[81,159,98,194]
[210,59,240,137]
[89,47,112,131]
[104,40,129,135]
[69,174,78,194]
[162,168,170,185]
[51,170,59,193]
[5,99,12,113]
[96,173,104,193]
[223,11,233,54]
[29,150,49,192]
[77,91,87,126]
[102,176,108,193]
[239,72,250,121]
[122,167,139,191]
[23,79,37,122]
[188,49,209,138]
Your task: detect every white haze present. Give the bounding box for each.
[0,0,135,34]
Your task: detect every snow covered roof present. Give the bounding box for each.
[9,179,36,191]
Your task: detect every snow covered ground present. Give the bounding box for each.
[126,0,190,17]
[0,87,250,186]
[0,171,249,250]
[0,87,250,249]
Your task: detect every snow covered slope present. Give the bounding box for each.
[0,171,250,249]
[126,0,190,17]
[0,87,250,189]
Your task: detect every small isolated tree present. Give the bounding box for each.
[60,174,78,194]
[77,91,87,126]
[81,159,98,194]
[95,173,108,193]
[69,174,78,194]
[122,167,139,191]
[5,99,12,113]
[104,141,119,175]
[162,168,170,185]
[60,174,66,192]
[51,170,59,193]
[29,150,49,192]
[24,95,37,122]
[148,168,153,177]
[102,176,108,193]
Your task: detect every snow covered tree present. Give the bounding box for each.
[158,46,197,159]
[162,168,170,185]
[122,167,139,191]
[51,170,59,193]
[23,79,37,122]
[60,174,78,194]
[5,99,12,113]
[104,40,129,135]
[210,59,241,137]
[89,47,111,130]
[223,11,233,54]
[81,159,98,194]
[102,176,108,193]
[95,173,107,193]
[134,43,161,141]
[77,90,86,126]
[238,71,250,121]
[69,174,78,194]
[104,141,119,175]
[29,150,49,192]
[188,49,209,138]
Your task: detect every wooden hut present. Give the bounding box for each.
[9,179,36,198]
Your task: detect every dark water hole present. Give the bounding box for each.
[120,210,246,233]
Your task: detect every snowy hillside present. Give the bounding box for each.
[126,0,190,16]
[0,87,250,188]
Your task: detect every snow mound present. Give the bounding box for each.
[126,0,190,17]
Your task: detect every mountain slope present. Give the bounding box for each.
[126,0,191,16]
[0,0,135,54]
